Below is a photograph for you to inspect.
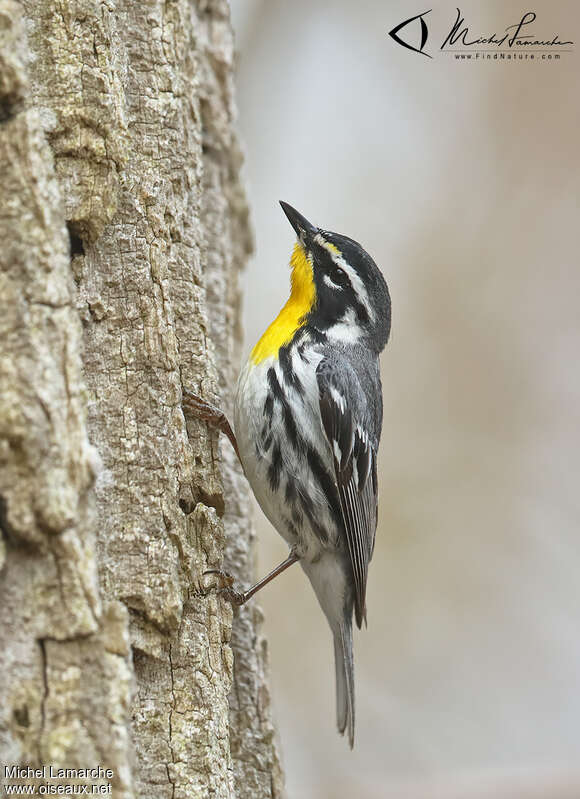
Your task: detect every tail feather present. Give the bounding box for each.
[334,620,355,748]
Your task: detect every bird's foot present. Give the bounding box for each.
[182,388,241,462]
[217,587,247,606]
[202,569,247,606]
[182,389,223,425]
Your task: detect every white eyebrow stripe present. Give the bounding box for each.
[314,233,375,323]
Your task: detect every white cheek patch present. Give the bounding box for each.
[325,307,364,345]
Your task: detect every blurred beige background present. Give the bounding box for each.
[229,1,580,797]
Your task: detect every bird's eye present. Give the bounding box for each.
[329,266,349,287]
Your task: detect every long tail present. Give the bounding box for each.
[334,617,355,748]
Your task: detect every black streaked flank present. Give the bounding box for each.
[268,442,282,492]
[263,393,274,421]
[278,345,304,396]
[282,405,298,449]
[267,365,300,453]
[257,422,273,458]
[298,490,329,544]
[266,370,341,541]
[285,479,297,504]
[262,432,273,452]
[286,480,305,529]
[267,367,286,405]
[298,485,314,517]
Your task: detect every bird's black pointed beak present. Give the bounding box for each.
[279,201,318,245]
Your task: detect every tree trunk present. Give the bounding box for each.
[0,1,284,796]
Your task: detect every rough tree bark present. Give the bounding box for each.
[0,1,284,797]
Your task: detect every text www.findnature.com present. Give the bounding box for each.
[453,52,561,60]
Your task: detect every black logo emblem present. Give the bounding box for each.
[388,10,432,58]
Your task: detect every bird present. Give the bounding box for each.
[183,201,391,748]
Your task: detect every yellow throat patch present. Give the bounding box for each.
[251,242,316,364]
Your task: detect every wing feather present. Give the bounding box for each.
[317,364,380,628]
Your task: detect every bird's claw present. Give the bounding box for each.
[182,390,221,423]
[201,570,247,606]
[218,587,246,606]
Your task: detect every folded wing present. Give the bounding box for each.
[317,362,380,628]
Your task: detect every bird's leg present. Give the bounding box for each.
[205,551,300,606]
[182,388,241,463]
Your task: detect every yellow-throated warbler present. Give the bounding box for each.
[184,202,391,748]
